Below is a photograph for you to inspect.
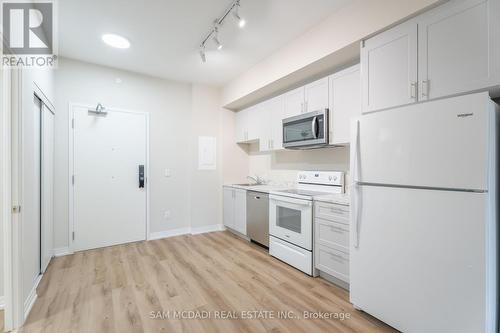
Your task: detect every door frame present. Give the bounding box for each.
[67,103,150,254]
[2,66,16,331]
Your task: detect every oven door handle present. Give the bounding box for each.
[270,195,312,207]
[311,116,318,138]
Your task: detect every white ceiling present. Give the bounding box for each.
[59,0,350,85]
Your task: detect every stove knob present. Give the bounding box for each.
[329,176,332,181]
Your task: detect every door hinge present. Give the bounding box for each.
[12,205,21,213]
[72,118,75,129]
[72,175,75,185]
[72,232,75,240]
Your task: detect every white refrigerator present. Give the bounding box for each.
[350,92,498,333]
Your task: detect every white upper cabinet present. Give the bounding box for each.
[270,95,285,151]
[304,77,329,113]
[329,65,361,145]
[235,105,261,143]
[361,20,418,113]
[258,100,272,152]
[362,0,500,113]
[284,86,305,118]
[259,95,285,152]
[418,0,499,101]
[247,103,261,141]
[235,109,247,143]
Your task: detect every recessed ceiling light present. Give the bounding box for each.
[102,34,130,49]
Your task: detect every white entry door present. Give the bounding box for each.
[72,105,148,252]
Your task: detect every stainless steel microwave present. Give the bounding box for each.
[282,109,329,149]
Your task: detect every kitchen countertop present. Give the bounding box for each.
[224,184,350,205]
[223,184,289,194]
[312,193,350,206]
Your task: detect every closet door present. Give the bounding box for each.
[41,104,54,272]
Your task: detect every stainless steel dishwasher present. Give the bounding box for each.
[246,191,269,247]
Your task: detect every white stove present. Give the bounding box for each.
[270,171,344,200]
[268,171,345,275]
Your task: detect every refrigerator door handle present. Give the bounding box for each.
[351,120,361,248]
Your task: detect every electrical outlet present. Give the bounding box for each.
[164,210,171,219]
[164,169,171,177]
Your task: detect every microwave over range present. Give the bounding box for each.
[282,109,329,149]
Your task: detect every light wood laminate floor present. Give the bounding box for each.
[20,231,398,333]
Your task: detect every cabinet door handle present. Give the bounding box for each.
[409,81,417,100]
[329,225,344,233]
[330,253,344,261]
[301,102,304,113]
[330,207,346,214]
[422,80,429,97]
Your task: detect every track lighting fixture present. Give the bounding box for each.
[199,46,206,63]
[233,2,246,28]
[213,27,223,50]
[198,0,246,63]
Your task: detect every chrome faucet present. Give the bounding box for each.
[247,175,266,185]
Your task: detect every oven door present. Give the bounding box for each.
[282,109,328,148]
[269,195,313,250]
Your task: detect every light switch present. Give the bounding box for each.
[164,169,171,177]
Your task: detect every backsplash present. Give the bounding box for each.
[247,143,351,191]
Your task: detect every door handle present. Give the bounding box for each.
[312,116,318,138]
[138,165,145,188]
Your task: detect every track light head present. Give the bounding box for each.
[213,27,223,50]
[199,45,206,63]
[233,4,246,28]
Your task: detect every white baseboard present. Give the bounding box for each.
[191,224,224,235]
[0,295,4,310]
[148,224,225,240]
[148,227,191,240]
[24,274,42,320]
[53,247,73,257]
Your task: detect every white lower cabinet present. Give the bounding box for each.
[314,201,350,284]
[223,187,246,235]
[316,245,349,282]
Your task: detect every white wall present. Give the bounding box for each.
[54,58,195,247]
[221,110,249,185]
[222,0,442,108]
[54,59,235,245]
[189,85,225,230]
[247,144,350,189]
